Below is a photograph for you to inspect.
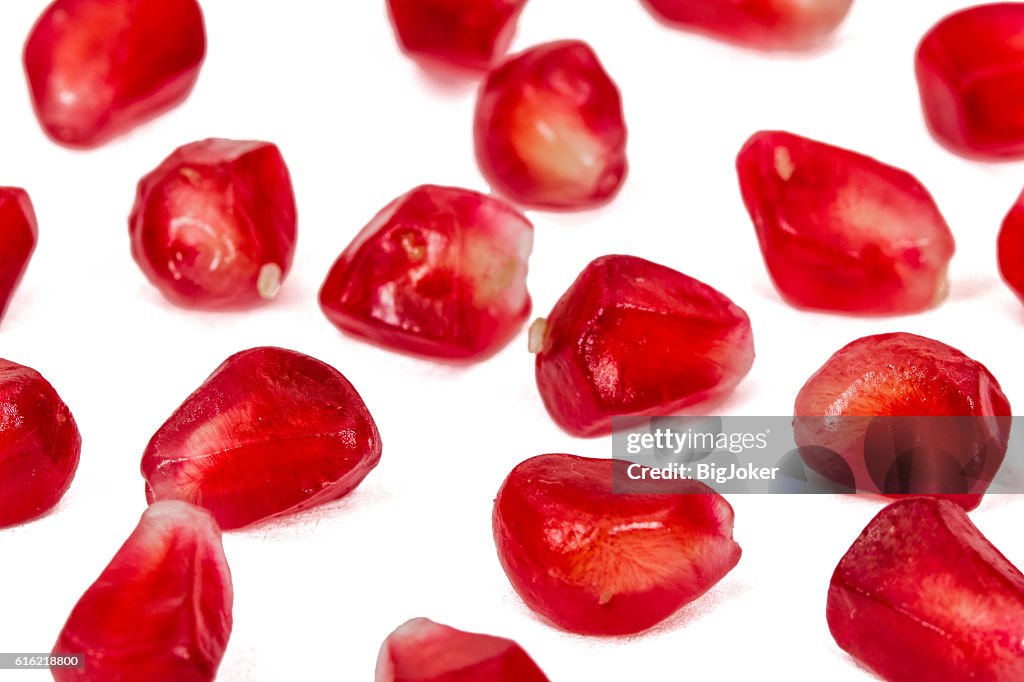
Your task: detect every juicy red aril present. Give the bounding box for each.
[916,4,1024,159]
[387,0,528,73]
[493,454,741,635]
[0,188,37,325]
[795,332,1011,510]
[737,131,955,315]
[52,501,232,682]
[141,346,381,530]
[474,40,628,210]
[319,185,533,362]
[129,139,297,309]
[828,498,1024,681]
[531,254,754,437]
[0,360,80,528]
[999,188,1024,305]
[641,0,853,50]
[375,618,550,682]
[23,0,205,149]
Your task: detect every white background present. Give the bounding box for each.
[1,1,1023,680]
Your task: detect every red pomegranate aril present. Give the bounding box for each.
[0,188,37,325]
[641,0,853,50]
[531,254,754,437]
[493,454,741,635]
[129,139,297,309]
[474,40,628,210]
[141,347,381,530]
[23,0,205,148]
[737,131,954,315]
[320,185,532,362]
[916,4,1024,159]
[999,188,1024,304]
[794,332,1011,510]
[387,0,529,73]
[828,498,1024,681]
[52,501,232,682]
[375,618,550,682]
[0,360,81,528]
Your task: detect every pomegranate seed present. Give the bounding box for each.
[531,254,754,437]
[0,188,37,325]
[141,347,381,530]
[52,501,232,682]
[828,498,1024,681]
[129,139,297,309]
[795,332,1011,510]
[641,0,853,50]
[23,0,206,148]
[0,360,80,528]
[375,618,550,682]
[999,188,1024,305]
[737,131,955,315]
[493,454,741,635]
[319,185,533,362]
[386,0,529,73]
[474,40,628,210]
[917,4,1024,159]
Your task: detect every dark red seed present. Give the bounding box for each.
[0,359,80,528]
[0,188,37,325]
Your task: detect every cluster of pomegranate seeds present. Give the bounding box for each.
[386,0,529,73]
[23,0,206,149]
[794,332,1011,510]
[916,4,1024,159]
[493,454,741,635]
[129,139,298,309]
[737,131,955,315]
[474,40,628,210]
[52,501,233,682]
[999,189,1024,305]
[319,185,533,362]
[828,498,1024,681]
[0,188,37,325]
[141,347,381,530]
[0,360,81,528]
[375,618,550,682]
[641,0,853,50]
[531,254,754,437]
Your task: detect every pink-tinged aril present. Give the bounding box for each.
[794,332,1011,510]
[493,454,741,635]
[0,360,81,528]
[375,618,550,682]
[531,254,754,437]
[999,188,1024,304]
[641,0,853,50]
[474,40,628,210]
[23,0,206,149]
[141,347,381,530]
[52,501,232,682]
[737,131,955,315]
[319,185,533,362]
[828,498,1024,681]
[0,188,37,325]
[916,4,1024,159]
[386,0,529,73]
[129,139,297,310]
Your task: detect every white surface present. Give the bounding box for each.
[1,1,1022,680]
